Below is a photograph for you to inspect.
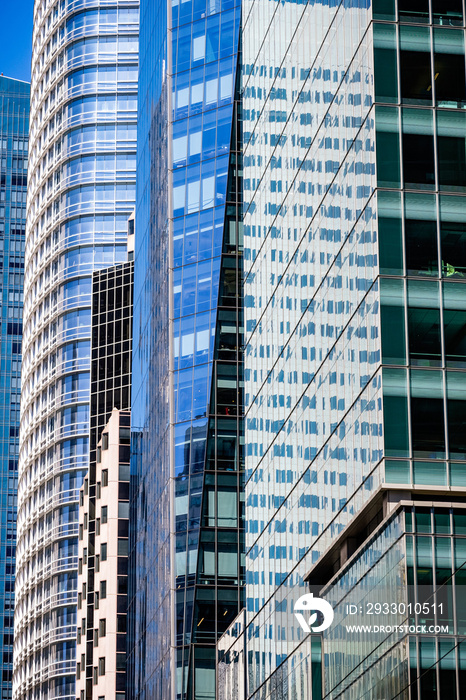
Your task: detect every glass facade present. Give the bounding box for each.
[217,0,466,698]
[13,2,138,699]
[0,75,29,700]
[128,0,243,696]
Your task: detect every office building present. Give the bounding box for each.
[0,75,29,700]
[13,2,138,699]
[76,408,131,700]
[77,225,133,700]
[217,0,466,698]
[128,0,243,696]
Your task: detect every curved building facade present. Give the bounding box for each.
[13,2,138,699]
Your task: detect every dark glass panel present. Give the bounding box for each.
[398,0,429,22]
[402,109,435,190]
[381,279,406,365]
[376,107,401,188]
[378,191,403,275]
[400,27,432,104]
[446,371,466,458]
[383,368,410,457]
[433,29,466,107]
[373,0,395,20]
[405,193,438,277]
[432,0,463,26]
[443,283,466,368]
[407,281,441,366]
[374,24,398,103]
[410,370,445,458]
[437,111,466,192]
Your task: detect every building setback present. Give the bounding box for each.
[0,75,29,700]
[13,2,138,699]
[218,0,466,698]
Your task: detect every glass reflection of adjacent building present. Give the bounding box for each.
[0,75,29,700]
[218,0,466,699]
[128,0,243,697]
[13,3,138,700]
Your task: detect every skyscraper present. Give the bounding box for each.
[128,0,243,696]
[217,0,466,698]
[13,3,138,699]
[0,75,29,700]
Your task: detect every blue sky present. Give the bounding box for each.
[0,0,34,83]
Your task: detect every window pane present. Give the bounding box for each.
[410,369,445,458]
[402,108,435,189]
[443,283,466,368]
[374,23,398,103]
[407,280,442,366]
[432,0,463,25]
[433,29,466,107]
[398,0,429,23]
[381,278,406,365]
[446,371,466,459]
[378,190,403,275]
[376,107,401,188]
[383,368,410,457]
[440,196,466,278]
[437,110,466,192]
[400,26,432,104]
[404,193,438,277]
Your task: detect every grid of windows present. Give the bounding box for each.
[0,76,29,700]
[14,1,137,697]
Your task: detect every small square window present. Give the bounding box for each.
[98,657,105,676]
[99,619,106,637]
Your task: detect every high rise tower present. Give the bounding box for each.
[0,75,29,700]
[128,0,243,696]
[217,0,466,699]
[13,3,138,699]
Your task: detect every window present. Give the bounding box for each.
[96,482,101,499]
[94,592,99,610]
[93,667,97,685]
[102,433,108,450]
[78,592,82,609]
[100,580,107,599]
[117,539,128,556]
[101,506,107,524]
[96,518,101,535]
[95,554,100,572]
[99,619,106,637]
[116,653,126,671]
[84,513,88,529]
[83,548,87,565]
[98,657,105,676]
[77,662,80,680]
[118,502,129,519]
[102,469,108,487]
[79,524,83,540]
[94,629,98,646]
[101,543,107,561]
